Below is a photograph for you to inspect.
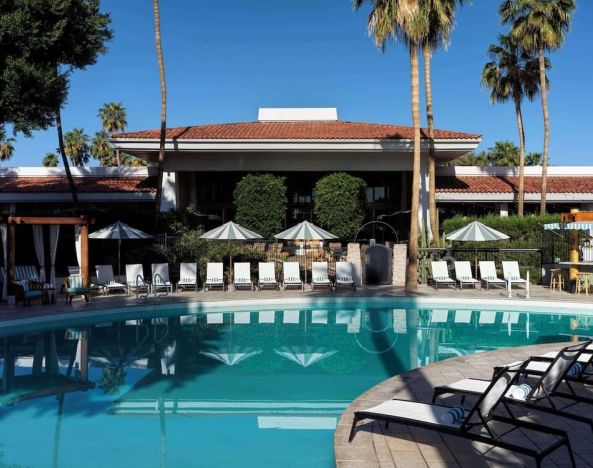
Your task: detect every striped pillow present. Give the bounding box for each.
[69,275,84,289]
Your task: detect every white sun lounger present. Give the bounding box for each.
[233,263,253,291]
[152,263,173,294]
[204,262,225,292]
[335,262,355,291]
[126,264,149,295]
[502,261,527,288]
[478,310,497,324]
[95,265,126,294]
[177,262,198,292]
[258,311,275,324]
[454,310,472,324]
[282,262,304,291]
[430,309,449,324]
[479,261,506,291]
[430,261,455,291]
[453,261,479,291]
[311,262,333,291]
[258,262,278,290]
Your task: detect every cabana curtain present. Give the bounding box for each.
[49,225,60,286]
[75,225,82,267]
[1,224,6,300]
[32,225,46,281]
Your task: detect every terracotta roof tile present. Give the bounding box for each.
[437,176,593,194]
[115,121,481,141]
[0,176,157,193]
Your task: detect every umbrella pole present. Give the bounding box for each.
[118,239,122,280]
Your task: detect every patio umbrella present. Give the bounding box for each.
[200,221,262,277]
[89,221,152,278]
[446,221,509,276]
[273,346,337,368]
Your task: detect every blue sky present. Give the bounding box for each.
[9,0,593,166]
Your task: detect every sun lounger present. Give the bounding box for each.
[430,309,449,324]
[453,261,479,290]
[258,262,278,290]
[311,262,333,291]
[430,261,455,291]
[126,264,149,296]
[350,362,575,467]
[177,262,198,292]
[335,262,356,291]
[282,262,304,291]
[502,261,527,288]
[454,310,472,324]
[433,340,593,438]
[233,263,253,291]
[258,311,275,324]
[95,265,127,295]
[204,262,225,292]
[152,263,173,294]
[479,261,506,290]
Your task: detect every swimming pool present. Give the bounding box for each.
[0,298,591,468]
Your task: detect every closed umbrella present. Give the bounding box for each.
[89,221,152,278]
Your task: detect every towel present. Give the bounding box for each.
[567,362,583,377]
[510,383,532,400]
[440,406,465,425]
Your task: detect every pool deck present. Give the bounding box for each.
[334,342,593,468]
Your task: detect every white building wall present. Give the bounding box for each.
[161,171,177,211]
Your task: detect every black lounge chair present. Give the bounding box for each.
[433,340,593,437]
[349,362,575,468]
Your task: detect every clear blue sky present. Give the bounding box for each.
[9,0,593,166]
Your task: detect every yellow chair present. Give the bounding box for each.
[549,269,565,292]
[575,272,590,296]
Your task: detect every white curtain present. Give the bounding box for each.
[32,225,46,282]
[75,225,82,267]
[49,225,60,286]
[1,224,6,300]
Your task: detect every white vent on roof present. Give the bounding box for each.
[258,108,338,122]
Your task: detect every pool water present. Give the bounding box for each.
[0,302,591,468]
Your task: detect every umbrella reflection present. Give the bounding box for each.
[274,346,337,368]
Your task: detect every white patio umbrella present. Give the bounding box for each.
[89,221,152,278]
[446,221,509,276]
[274,346,337,368]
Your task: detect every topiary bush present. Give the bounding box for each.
[234,174,287,238]
[313,172,367,239]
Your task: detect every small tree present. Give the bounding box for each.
[314,173,367,239]
[234,174,287,238]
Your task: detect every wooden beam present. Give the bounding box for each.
[80,330,89,381]
[6,216,94,225]
[7,223,15,296]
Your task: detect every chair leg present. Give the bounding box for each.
[348,416,360,442]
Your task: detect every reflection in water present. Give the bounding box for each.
[0,306,589,467]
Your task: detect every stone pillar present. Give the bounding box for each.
[347,243,363,287]
[161,171,177,211]
[392,244,407,287]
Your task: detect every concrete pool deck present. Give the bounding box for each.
[334,342,593,468]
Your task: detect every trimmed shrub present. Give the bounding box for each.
[314,173,367,239]
[234,174,287,239]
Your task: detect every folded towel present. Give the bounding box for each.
[510,383,532,400]
[567,362,583,377]
[440,406,465,425]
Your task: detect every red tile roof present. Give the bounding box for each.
[0,176,157,193]
[437,176,593,194]
[114,121,481,141]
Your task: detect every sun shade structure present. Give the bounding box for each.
[445,221,509,242]
[89,221,152,278]
[200,221,262,240]
[544,222,593,230]
[274,346,337,367]
[274,221,337,241]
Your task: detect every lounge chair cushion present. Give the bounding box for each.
[361,400,468,429]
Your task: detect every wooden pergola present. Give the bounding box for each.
[3,216,93,295]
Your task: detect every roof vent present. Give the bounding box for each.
[258,108,338,122]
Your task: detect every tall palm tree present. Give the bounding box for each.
[91,129,117,166]
[42,152,60,167]
[64,128,91,167]
[500,0,576,214]
[98,102,127,166]
[354,0,432,290]
[153,0,168,215]
[0,134,15,162]
[56,109,80,208]
[481,34,543,215]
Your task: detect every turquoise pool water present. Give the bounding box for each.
[0,300,591,468]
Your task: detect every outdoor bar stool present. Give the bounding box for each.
[575,272,590,296]
[550,268,565,292]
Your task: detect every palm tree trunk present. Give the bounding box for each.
[56,109,80,210]
[153,0,167,215]
[514,99,526,216]
[406,43,421,292]
[423,44,438,246]
[538,48,550,215]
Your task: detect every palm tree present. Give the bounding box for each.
[42,152,60,167]
[121,153,147,167]
[91,129,117,166]
[481,34,543,215]
[98,102,127,166]
[0,134,15,163]
[56,109,80,209]
[422,0,468,245]
[153,0,167,215]
[64,128,91,167]
[500,0,576,214]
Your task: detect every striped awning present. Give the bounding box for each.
[89,221,152,240]
[274,221,337,240]
[200,221,262,240]
[544,222,593,231]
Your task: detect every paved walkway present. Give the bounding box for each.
[334,342,593,468]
